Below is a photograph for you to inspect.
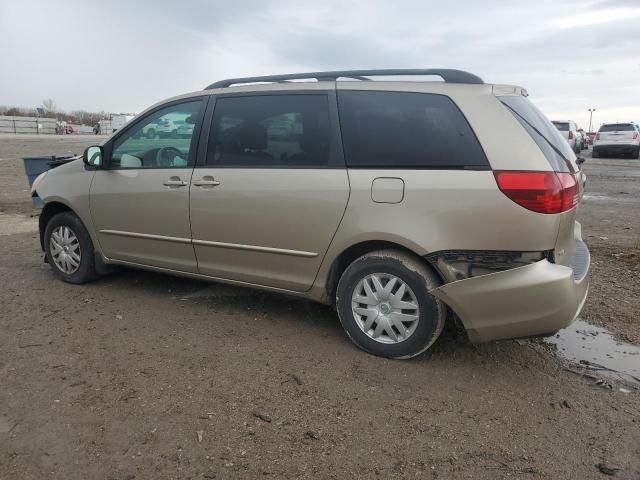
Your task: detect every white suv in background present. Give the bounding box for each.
[552,120,580,153]
[592,123,640,159]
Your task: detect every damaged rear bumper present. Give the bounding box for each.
[431,227,590,343]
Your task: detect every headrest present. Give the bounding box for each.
[238,122,268,151]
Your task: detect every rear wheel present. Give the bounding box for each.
[632,148,639,159]
[336,250,445,359]
[44,212,98,284]
[592,149,599,158]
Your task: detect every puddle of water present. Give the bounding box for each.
[545,319,640,386]
[0,213,38,236]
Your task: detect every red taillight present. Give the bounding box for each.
[494,171,578,214]
[633,131,639,140]
[596,133,600,140]
[568,131,574,140]
[557,172,579,211]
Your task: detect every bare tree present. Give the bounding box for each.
[42,98,56,113]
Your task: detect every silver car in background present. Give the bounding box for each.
[552,120,581,153]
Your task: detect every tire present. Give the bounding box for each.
[592,149,599,158]
[44,211,98,284]
[336,250,446,359]
[632,148,639,160]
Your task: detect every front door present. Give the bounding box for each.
[189,93,349,291]
[90,98,205,272]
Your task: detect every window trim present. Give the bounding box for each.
[335,89,490,170]
[196,90,346,170]
[103,96,209,170]
[499,97,574,173]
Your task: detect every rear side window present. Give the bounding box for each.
[206,95,331,167]
[599,124,635,132]
[498,96,574,173]
[337,91,488,169]
[552,122,569,131]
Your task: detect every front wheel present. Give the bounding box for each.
[336,250,446,359]
[44,211,98,284]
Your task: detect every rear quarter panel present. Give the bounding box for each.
[310,169,563,301]
[309,83,566,301]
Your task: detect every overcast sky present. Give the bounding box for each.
[1,0,638,128]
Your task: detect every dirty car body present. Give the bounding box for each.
[33,69,590,358]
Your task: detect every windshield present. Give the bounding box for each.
[552,122,570,131]
[599,124,635,132]
[498,96,575,172]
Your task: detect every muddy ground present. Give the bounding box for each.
[0,134,638,479]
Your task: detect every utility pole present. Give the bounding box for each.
[587,108,596,147]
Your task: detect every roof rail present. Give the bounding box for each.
[205,69,483,89]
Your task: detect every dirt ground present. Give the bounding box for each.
[0,134,638,479]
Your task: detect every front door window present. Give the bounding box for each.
[110,100,203,169]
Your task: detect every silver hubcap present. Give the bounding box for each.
[351,273,420,344]
[50,225,81,274]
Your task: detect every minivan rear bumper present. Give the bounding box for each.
[431,224,590,343]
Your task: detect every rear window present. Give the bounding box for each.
[337,90,488,169]
[498,96,574,173]
[599,124,635,132]
[552,122,569,131]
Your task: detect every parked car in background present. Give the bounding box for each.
[139,121,160,139]
[575,129,584,151]
[139,118,192,139]
[577,129,588,150]
[592,123,640,159]
[552,120,580,153]
[31,69,589,359]
[152,116,194,138]
[175,119,195,138]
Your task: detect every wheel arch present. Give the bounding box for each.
[38,201,77,251]
[323,240,445,307]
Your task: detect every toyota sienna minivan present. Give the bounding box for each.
[31,69,590,359]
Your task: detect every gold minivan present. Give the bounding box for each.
[32,69,590,358]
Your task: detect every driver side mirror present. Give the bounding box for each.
[83,145,103,168]
[576,157,585,167]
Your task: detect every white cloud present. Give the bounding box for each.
[552,7,640,29]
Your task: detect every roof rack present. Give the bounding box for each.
[205,69,483,89]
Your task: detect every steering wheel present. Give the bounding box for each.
[155,146,185,167]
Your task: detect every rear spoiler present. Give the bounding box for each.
[493,85,528,97]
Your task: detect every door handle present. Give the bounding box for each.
[163,176,187,187]
[193,176,220,187]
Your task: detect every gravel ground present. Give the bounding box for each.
[0,134,638,479]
